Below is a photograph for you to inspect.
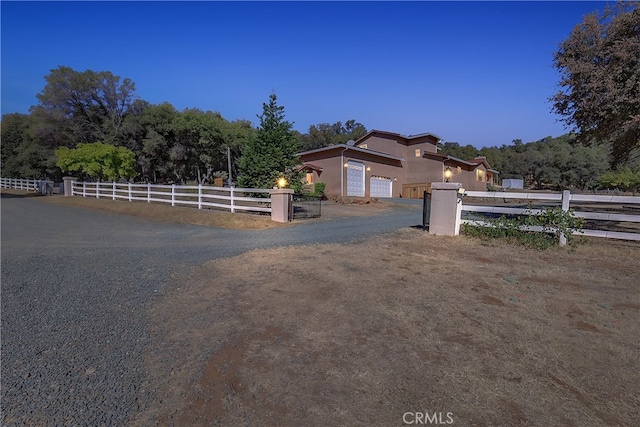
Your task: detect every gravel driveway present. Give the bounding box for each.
[1,195,420,426]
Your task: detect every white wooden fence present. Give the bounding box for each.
[1,177,40,191]
[70,181,271,214]
[462,190,640,242]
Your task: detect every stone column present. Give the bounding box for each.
[269,188,294,223]
[429,182,464,236]
[63,177,75,197]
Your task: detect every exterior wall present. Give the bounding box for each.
[344,152,402,198]
[357,135,404,158]
[406,157,443,186]
[445,164,488,191]
[299,149,403,198]
[298,154,344,197]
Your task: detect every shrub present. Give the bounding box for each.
[461,206,584,250]
[314,182,326,196]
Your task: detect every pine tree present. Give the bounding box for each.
[238,94,302,190]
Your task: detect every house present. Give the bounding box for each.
[297,130,497,198]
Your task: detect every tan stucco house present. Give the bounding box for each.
[297,130,497,198]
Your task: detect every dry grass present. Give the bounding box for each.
[137,232,640,426]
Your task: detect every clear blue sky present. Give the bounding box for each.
[1,1,610,148]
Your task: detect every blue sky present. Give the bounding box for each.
[1,1,610,148]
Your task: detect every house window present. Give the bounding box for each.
[360,144,368,149]
[476,169,485,182]
[415,148,421,157]
[306,173,314,184]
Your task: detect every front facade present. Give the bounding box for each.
[298,130,497,198]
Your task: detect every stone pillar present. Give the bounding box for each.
[429,182,464,236]
[269,188,294,223]
[63,177,75,197]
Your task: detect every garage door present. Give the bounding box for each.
[370,176,392,198]
[346,161,365,197]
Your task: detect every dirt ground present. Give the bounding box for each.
[135,237,638,423]
[4,190,639,425]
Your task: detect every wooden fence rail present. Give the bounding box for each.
[462,190,640,242]
[71,181,272,214]
[0,177,40,192]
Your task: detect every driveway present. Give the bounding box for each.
[0,195,421,426]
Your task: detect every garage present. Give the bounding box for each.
[346,160,365,197]
[370,176,392,198]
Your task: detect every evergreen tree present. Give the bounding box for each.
[238,94,302,190]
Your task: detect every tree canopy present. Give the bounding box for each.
[55,142,137,181]
[237,94,302,190]
[550,1,640,166]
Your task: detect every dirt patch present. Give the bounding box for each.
[134,230,640,426]
[3,190,412,229]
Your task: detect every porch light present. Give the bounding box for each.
[344,162,349,168]
[366,166,371,172]
[277,177,288,188]
[444,166,453,182]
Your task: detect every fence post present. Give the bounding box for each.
[198,184,202,209]
[230,187,235,213]
[559,190,571,246]
[63,177,74,197]
[82,182,86,197]
[429,182,464,236]
[269,188,294,222]
[128,182,132,202]
[96,181,101,199]
[171,184,175,207]
[147,183,151,203]
[112,182,116,200]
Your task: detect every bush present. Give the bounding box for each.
[461,206,584,250]
[314,182,326,196]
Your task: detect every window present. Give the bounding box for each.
[476,169,485,182]
[415,148,421,157]
[360,144,368,149]
[306,172,314,184]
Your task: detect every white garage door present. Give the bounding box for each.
[370,176,392,198]
[346,161,365,197]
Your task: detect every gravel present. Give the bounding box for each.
[1,196,421,426]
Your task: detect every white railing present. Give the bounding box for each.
[462,190,640,242]
[70,181,271,214]
[0,177,40,191]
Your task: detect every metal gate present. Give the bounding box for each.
[422,190,431,230]
[290,194,322,220]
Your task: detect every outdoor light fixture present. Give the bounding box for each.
[344,162,349,168]
[277,177,288,188]
[366,166,371,172]
[444,166,453,182]
[457,187,466,200]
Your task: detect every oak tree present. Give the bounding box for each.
[550,1,640,166]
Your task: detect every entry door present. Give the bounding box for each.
[370,176,392,198]
[346,161,365,197]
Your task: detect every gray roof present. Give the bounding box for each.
[297,144,406,162]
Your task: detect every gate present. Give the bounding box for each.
[290,194,322,220]
[422,190,431,230]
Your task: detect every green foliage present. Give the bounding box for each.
[34,66,137,146]
[55,142,137,181]
[550,2,640,166]
[300,119,368,151]
[314,182,326,196]
[462,207,585,250]
[597,167,640,192]
[238,94,302,189]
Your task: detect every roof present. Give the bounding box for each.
[297,143,406,162]
[355,129,444,145]
[299,162,323,172]
[422,153,499,174]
